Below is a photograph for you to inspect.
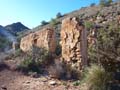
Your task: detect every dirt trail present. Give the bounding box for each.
[0,59,80,90]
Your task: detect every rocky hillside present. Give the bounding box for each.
[27,1,120,43]
[18,2,120,89]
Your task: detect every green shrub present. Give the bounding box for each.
[17,56,41,73]
[0,36,10,49]
[27,46,53,66]
[17,46,53,74]
[88,21,120,72]
[13,49,22,57]
[41,20,48,26]
[81,65,113,90]
[90,3,96,7]
[56,12,62,18]
[73,80,81,86]
[5,49,23,60]
[84,21,94,30]
[50,18,60,26]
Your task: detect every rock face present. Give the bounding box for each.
[60,17,87,70]
[20,28,56,53]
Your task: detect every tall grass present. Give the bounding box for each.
[81,64,112,90]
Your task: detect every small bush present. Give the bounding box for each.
[73,80,81,86]
[17,56,41,74]
[17,46,53,74]
[56,12,62,18]
[81,64,113,90]
[13,49,22,57]
[0,36,11,50]
[28,46,53,66]
[50,18,60,26]
[41,20,48,26]
[84,21,94,30]
[88,21,120,72]
[90,3,96,7]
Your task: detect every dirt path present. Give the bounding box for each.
[0,60,80,90]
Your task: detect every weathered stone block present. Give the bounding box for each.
[20,28,56,53]
[60,17,87,70]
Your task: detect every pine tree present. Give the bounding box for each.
[56,12,62,18]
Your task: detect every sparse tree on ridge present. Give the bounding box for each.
[90,3,96,7]
[56,12,62,18]
[41,20,48,26]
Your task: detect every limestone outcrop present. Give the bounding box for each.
[20,28,56,53]
[60,17,87,70]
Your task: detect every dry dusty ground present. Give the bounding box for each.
[0,59,81,90]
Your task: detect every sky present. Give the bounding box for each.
[0,0,99,29]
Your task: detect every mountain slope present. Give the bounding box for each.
[0,22,30,51]
[5,22,30,36]
[0,25,17,42]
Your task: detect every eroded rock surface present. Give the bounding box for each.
[60,17,87,70]
[20,28,56,53]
